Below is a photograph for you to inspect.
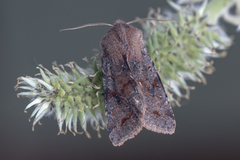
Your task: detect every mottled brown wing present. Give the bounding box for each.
[127,43,176,134]
[101,22,146,146]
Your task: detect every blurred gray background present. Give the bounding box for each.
[1,0,240,160]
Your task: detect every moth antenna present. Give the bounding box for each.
[60,23,113,32]
[127,18,172,25]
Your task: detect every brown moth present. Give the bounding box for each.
[101,20,175,146]
[61,19,176,146]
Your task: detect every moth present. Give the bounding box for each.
[61,19,176,146]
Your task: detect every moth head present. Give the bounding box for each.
[60,18,170,51]
[106,20,143,48]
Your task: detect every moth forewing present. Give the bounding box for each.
[101,20,176,146]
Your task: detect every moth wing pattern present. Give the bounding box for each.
[124,23,176,134]
[101,20,176,146]
[139,45,176,134]
[101,22,146,146]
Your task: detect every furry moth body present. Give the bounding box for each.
[101,20,176,146]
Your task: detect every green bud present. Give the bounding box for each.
[68,96,74,106]
[39,68,50,84]
[85,87,93,93]
[59,88,66,96]
[62,82,72,92]
[85,96,91,108]
[54,77,61,88]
